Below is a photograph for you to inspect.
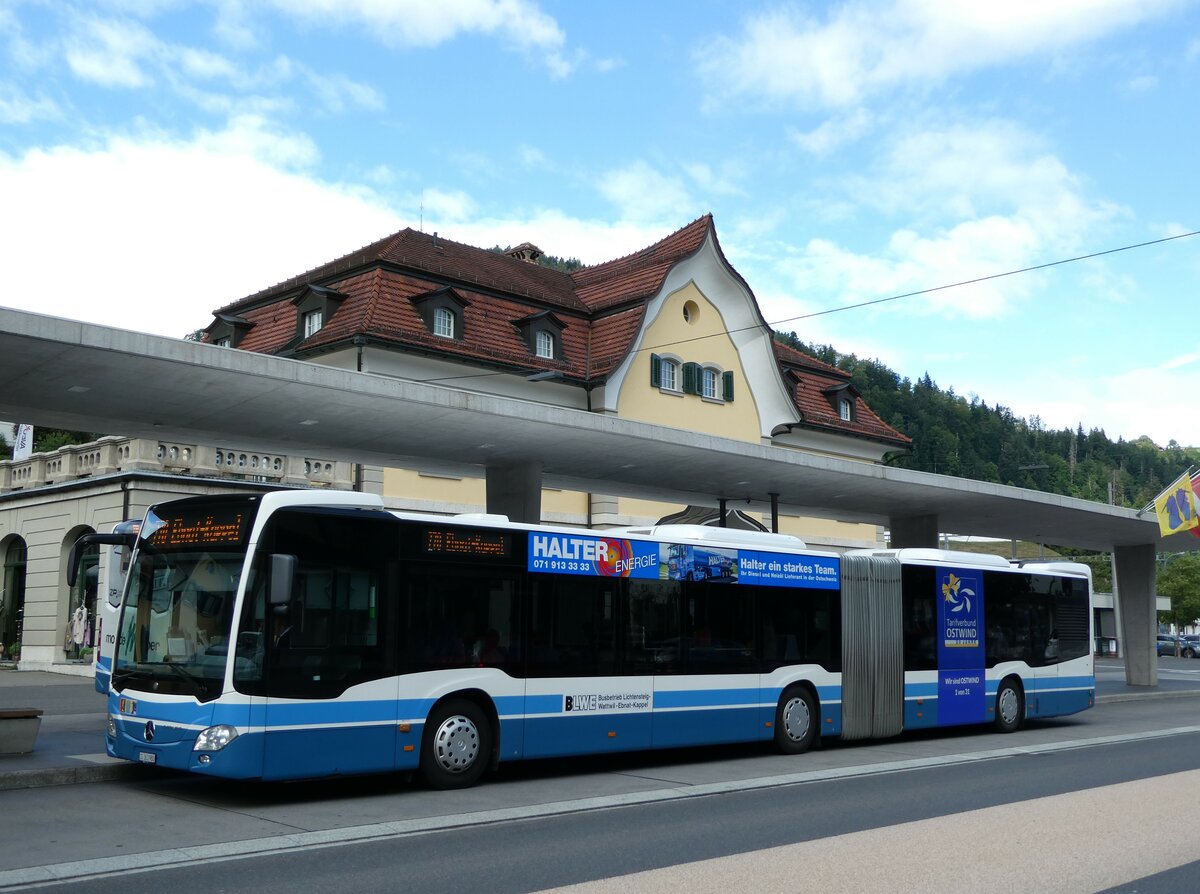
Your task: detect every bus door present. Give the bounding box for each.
[523,571,650,758]
[653,576,758,748]
[257,532,398,780]
[933,565,988,727]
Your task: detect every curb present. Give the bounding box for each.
[0,762,146,792]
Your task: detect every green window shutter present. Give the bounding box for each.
[722,371,734,402]
[650,353,662,388]
[682,362,698,395]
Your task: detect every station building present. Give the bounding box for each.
[0,214,909,673]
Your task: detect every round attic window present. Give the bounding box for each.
[683,300,699,324]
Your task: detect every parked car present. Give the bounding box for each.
[1157,634,1181,657]
[1181,635,1200,659]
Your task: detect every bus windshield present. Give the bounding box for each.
[112,500,254,702]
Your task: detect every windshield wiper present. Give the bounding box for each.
[162,661,208,696]
[112,663,208,698]
[111,666,156,688]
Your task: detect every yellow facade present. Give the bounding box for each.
[616,283,761,441]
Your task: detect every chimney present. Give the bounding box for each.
[505,242,543,264]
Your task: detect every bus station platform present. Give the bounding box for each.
[3,657,1200,791]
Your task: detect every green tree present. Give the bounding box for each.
[33,429,100,453]
[1159,553,1200,631]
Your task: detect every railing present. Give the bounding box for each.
[0,436,353,492]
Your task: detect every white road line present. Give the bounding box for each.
[3,725,1200,891]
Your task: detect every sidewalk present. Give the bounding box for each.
[0,669,141,790]
[3,660,1198,791]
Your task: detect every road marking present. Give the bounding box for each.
[2,724,1200,891]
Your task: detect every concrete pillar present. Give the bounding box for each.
[1113,544,1157,687]
[889,514,939,548]
[357,464,386,496]
[486,461,542,524]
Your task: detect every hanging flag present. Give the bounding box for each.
[1193,473,1200,540]
[1153,470,1200,537]
[12,424,33,461]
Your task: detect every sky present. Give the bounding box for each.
[2,0,1199,447]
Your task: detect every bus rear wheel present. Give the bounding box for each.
[994,678,1024,733]
[421,698,490,789]
[774,686,818,755]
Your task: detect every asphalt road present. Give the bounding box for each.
[4,691,1200,894]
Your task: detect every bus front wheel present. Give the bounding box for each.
[994,678,1024,733]
[774,686,818,755]
[421,698,491,789]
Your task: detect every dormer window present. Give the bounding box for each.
[205,312,253,349]
[292,284,346,345]
[434,306,456,339]
[513,310,567,361]
[822,382,859,422]
[411,286,469,341]
[303,309,323,338]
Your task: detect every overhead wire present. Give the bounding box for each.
[420,228,1200,383]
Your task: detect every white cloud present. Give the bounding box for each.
[270,0,573,76]
[978,355,1200,445]
[699,0,1184,108]
[0,83,60,124]
[772,119,1123,319]
[599,161,695,223]
[789,108,875,155]
[66,16,160,88]
[0,121,400,338]
[682,161,746,197]
[1125,74,1159,91]
[428,211,680,268]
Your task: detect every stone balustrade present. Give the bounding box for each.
[0,436,353,492]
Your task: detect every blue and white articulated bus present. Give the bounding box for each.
[71,490,1094,788]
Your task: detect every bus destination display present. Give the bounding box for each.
[423,528,510,558]
[148,511,247,548]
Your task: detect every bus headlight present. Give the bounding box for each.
[194,724,239,752]
[108,715,117,737]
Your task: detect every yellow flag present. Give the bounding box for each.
[1154,471,1200,537]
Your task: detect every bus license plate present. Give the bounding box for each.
[138,751,157,764]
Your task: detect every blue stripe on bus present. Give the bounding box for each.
[654,688,760,709]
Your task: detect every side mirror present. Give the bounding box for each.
[269,554,297,608]
[67,532,137,588]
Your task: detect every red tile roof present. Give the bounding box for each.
[208,215,908,449]
[774,342,911,447]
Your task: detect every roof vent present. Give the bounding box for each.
[505,242,543,264]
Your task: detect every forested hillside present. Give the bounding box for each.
[776,332,1198,511]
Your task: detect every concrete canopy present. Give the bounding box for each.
[1,307,1190,555]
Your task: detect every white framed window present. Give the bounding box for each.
[702,368,720,399]
[660,359,679,392]
[839,397,852,421]
[433,306,456,339]
[303,309,323,338]
[213,336,231,348]
[535,329,554,359]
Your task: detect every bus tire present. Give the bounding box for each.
[774,686,818,755]
[421,698,490,789]
[994,678,1024,733]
